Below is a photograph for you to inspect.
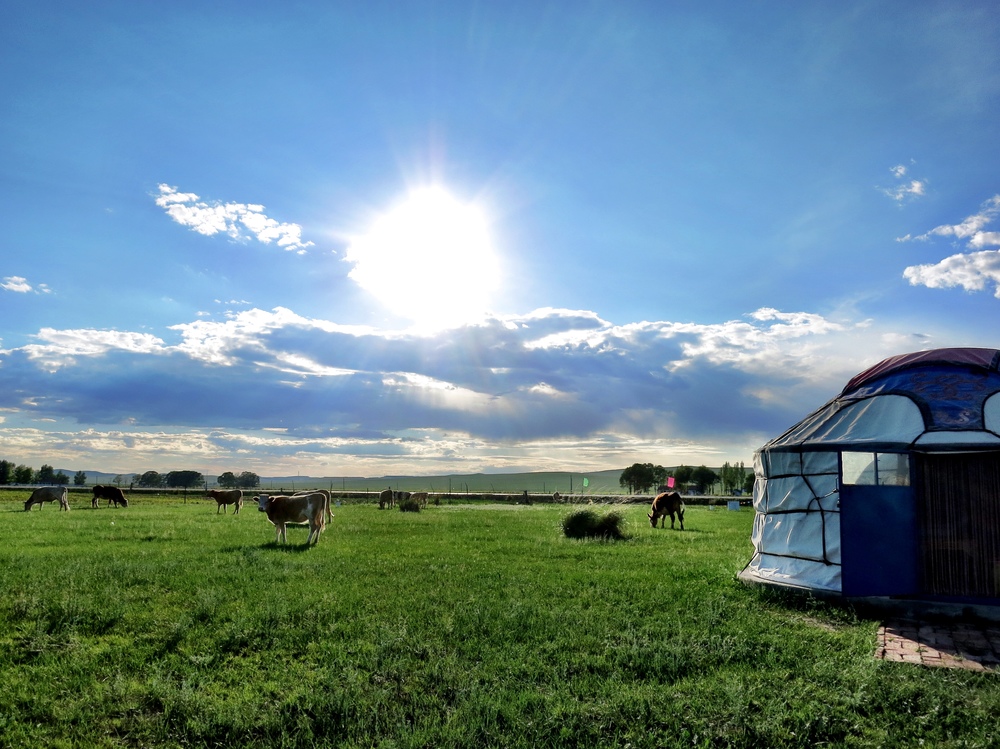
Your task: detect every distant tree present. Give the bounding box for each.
[53,470,70,486]
[166,470,204,488]
[670,465,693,490]
[73,471,88,486]
[743,471,756,495]
[237,471,260,489]
[37,464,56,484]
[691,465,718,494]
[651,464,669,489]
[0,460,12,485]
[112,475,124,487]
[137,471,163,488]
[619,463,662,494]
[719,461,746,495]
[14,465,34,484]
[217,471,238,488]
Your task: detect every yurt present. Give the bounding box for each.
[741,348,1000,605]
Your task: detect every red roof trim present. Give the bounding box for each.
[841,348,1000,396]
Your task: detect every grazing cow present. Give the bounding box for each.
[257,492,330,545]
[92,484,129,508]
[24,486,70,511]
[648,491,685,530]
[378,487,393,510]
[393,490,411,506]
[409,491,428,508]
[293,489,333,522]
[207,488,243,514]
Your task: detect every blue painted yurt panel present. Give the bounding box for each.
[840,483,918,597]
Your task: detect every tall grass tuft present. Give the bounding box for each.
[398,497,422,512]
[561,508,628,540]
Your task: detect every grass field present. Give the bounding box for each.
[1,493,998,748]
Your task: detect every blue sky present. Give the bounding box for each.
[2,1,999,478]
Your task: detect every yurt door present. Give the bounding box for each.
[840,452,919,597]
[916,452,1000,601]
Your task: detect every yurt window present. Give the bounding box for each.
[841,452,910,486]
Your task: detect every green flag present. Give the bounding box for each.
[583,477,589,488]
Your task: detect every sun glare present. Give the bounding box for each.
[345,186,501,331]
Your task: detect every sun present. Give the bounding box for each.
[345,186,501,331]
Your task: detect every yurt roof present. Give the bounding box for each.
[762,347,1000,453]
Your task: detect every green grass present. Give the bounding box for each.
[1,494,998,748]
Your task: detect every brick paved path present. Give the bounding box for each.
[876,619,1000,671]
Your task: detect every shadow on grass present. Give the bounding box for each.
[259,540,319,553]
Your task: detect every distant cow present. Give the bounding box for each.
[92,484,129,508]
[649,491,684,530]
[293,489,333,522]
[257,492,330,545]
[24,486,70,511]
[393,490,411,506]
[410,491,428,508]
[378,487,393,510]
[207,489,243,514]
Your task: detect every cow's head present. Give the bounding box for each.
[648,512,658,527]
[257,494,271,512]
[119,497,129,507]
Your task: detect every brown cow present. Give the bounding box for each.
[207,488,243,514]
[378,487,393,509]
[92,484,129,508]
[409,491,428,508]
[24,486,69,511]
[648,491,684,530]
[256,492,330,545]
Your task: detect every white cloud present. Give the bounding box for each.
[904,195,1000,244]
[2,276,51,294]
[903,250,1000,297]
[20,328,166,370]
[880,163,927,203]
[900,195,1000,297]
[154,184,314,253]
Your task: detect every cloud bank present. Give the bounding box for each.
[0,304,916,475]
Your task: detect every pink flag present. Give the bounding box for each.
[667,476,675,488]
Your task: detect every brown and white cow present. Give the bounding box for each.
[257,492,330,545]
[207,488,243,514]
[378,487,393,510]
[409,491,428,508]
[25,486,70,511]
[293,489,333,522]
[92,484,129,508]
[648,491,685,530]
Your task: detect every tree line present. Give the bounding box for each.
[619,461,754,495]
[0,460,260,490]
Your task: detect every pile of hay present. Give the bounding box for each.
[561,508,628,540]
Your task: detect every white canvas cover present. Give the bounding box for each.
[744,449,842,592]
